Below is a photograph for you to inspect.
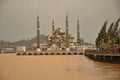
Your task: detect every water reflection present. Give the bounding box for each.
[0,54,120,80]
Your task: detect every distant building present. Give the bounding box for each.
[16,46,26,52]
[0,46,26,53]
[0,47,16,53]
[85,45,96,50]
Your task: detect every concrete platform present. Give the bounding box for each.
[85,53,120,64]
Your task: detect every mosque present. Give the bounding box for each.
[36,13,84,51]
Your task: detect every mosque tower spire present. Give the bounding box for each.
[77,17,80,45]
[36,15,41,51]
[66,12,69,51]
[52,18,55,36]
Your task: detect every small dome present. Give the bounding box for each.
[68,34,74,39]
[55,34,60,38]
[54,27,65,35]
[46,35,52,41]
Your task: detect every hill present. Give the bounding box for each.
[0,34,46,46]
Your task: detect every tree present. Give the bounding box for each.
[112,18,120,37]
[107,22,114,39]
[95,21,108,48]
[100,20,108,42]
[95,18,120,51]
[116,28,120,45]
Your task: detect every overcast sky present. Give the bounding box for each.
[0,0,120,43]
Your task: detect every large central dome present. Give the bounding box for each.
[54,27,65,35]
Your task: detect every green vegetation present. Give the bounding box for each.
[95,18,120,52]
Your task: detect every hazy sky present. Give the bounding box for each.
[0,0,120,43]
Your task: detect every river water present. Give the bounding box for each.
[0,54,120,80]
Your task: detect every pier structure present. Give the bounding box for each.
[85,52,120,63]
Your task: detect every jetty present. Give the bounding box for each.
[85,52,120,63]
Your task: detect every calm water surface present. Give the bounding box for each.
[0,54,120,80]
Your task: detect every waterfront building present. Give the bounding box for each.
[46,27,74,51]
[46,13,83,51]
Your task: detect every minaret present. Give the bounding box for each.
[52,18,55,36]
[66,12,69,51]
[36,15,41,52]
[77,17,80,45]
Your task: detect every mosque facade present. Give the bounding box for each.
[45,13,84,51]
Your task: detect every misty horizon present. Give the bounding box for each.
[0,0,120,43]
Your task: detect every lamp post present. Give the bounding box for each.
[118,33,120,51]
[118,28,120,53]
[118,33,120,45]
[98,41,100,53]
